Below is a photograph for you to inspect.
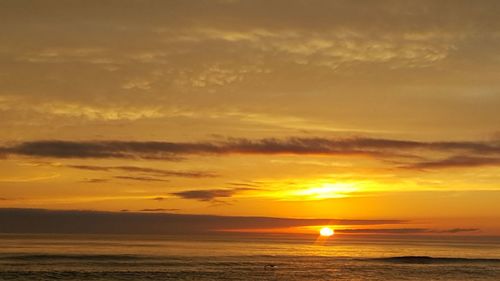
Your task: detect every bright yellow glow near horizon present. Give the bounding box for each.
[319,227,334,237]
[294,183,358,200]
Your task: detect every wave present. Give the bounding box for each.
[368,256,500,264]
[2,253,500,264]
[0,254,146,261]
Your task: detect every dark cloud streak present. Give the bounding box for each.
[433,228,479,234]
[139,208,179,212]
[171,188,256,202]
[404,156,500,170]
[3,137,500,170]
[2,137,499,158]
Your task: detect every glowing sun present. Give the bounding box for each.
[319,227,334,237]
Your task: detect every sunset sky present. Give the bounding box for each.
[1,0,500,235]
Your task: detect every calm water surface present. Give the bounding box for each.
[0,234,499,280]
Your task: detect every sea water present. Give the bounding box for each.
[0,233,499,280]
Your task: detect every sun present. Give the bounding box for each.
[319,227,334,237]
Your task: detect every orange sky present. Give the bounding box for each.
[1,0,500,236]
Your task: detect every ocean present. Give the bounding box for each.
[0,233,499,280]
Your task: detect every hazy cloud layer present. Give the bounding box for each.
[2,0,500,139]
[0,208,404,235]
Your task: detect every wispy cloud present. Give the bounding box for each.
[67,165,217,178]
[114,176,170,182]
[227,182,262,188]
[81,178,109,184]
[36,102,164,121]
[0,174,60,183]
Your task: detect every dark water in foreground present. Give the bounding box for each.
[0,234,499,280]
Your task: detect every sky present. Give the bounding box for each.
[1,0,500,236]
